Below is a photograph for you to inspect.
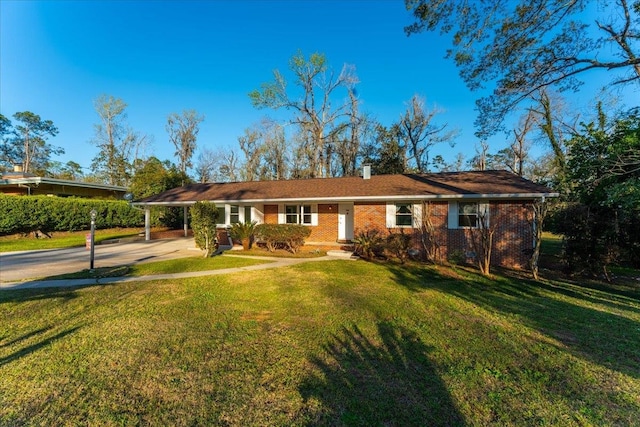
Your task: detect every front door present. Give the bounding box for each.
[338,203,354,241]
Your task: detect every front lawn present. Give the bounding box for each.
[0,228,142,252]
[39,254,274,281]
[1,260,638,426]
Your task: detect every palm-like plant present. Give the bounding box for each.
[229,221,257,250]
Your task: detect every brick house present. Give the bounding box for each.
[134,169,557,268]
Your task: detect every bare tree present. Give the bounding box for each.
[510,110,536,176]
[238,126,262,181]
[249,51,358,178]
[260,120,289,180]
[166,109,204,178]
[219,149,239,182]
[467,206,495,277]
[398,95,457,173]
[90,95,147,186]
[469,141,490,171]
[195,148,222,183]
[333,86,365,176]
[528,198,549,280]
[419,201,442,264]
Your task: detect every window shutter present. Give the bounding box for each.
[448,202,458,229]
[413,202,422,228]
[277,204,285,224]
[311,204,318,226]
[479,202,490,227]
[386,202,395,228]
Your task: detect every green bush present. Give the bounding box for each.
[254,223,311,254]
[190,201,219,257]
[229,221,257,249]
[0,195,143,236]
[385,231,413,264]
[352,228,384,259]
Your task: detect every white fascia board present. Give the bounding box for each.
[1,177,127,192]
[133,192,559,206]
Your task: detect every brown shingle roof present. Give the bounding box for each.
[135,170,557,205]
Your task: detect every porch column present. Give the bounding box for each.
[183,205,188,237]
[145,208,151,241]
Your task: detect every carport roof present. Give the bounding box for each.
[134,170,557,206]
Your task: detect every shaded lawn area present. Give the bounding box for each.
[40,255,274,281]
[1,260,639,426]
[0,228,142,252]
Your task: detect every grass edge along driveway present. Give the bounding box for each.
[1,260,639,426]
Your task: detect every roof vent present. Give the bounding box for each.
[363,164,371,180]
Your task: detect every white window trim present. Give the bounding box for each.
[386,202,418,228]
[216,204,257,226]
[448,201,489,229]
[278,204,318,226]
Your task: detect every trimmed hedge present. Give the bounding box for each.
[0,195,144,235]
[254,223,311,254]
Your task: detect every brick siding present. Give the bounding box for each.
[351,200,532,269]
[308,204,338,242]
[239,200,532,269]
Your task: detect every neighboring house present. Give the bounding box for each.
[134,169,558,268]
[0,171,127,199]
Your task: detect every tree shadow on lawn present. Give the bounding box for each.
[385,263,640,379]
[0,325,82,367]
[0,287,80,305]
[299,321,465,426]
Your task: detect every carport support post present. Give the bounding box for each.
[145,208,151,241]
[183,206,188,237]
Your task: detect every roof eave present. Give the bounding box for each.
[133,192,559,206]
[0,177,127,192]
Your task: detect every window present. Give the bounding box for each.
[458,202,478,228]
[448,202,488,229]
[216,206,226,225]
[285,205,312,225]
[395,203,413,227]
[230,205,240,224]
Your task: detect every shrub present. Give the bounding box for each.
[254,224,311,254]
[385,231,412,264]
[0,195,143,236]
[229,221,257,250]
[352,228,384,259]
[190,201,219,257]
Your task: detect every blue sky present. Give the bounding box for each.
[1,0,635,176]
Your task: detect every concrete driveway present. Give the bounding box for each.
[0,238,199,283]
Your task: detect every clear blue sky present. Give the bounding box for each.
[0,0,633,176]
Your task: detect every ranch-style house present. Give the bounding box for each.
[134,168,558,268]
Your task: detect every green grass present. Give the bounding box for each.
[39,255,274,280]
[0,228,142,252]
[1,260,639,426]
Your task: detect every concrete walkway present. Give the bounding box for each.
[0,253,350,291]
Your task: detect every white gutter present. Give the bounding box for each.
[0,177,127,192]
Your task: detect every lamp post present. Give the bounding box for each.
[90,209,97,270]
